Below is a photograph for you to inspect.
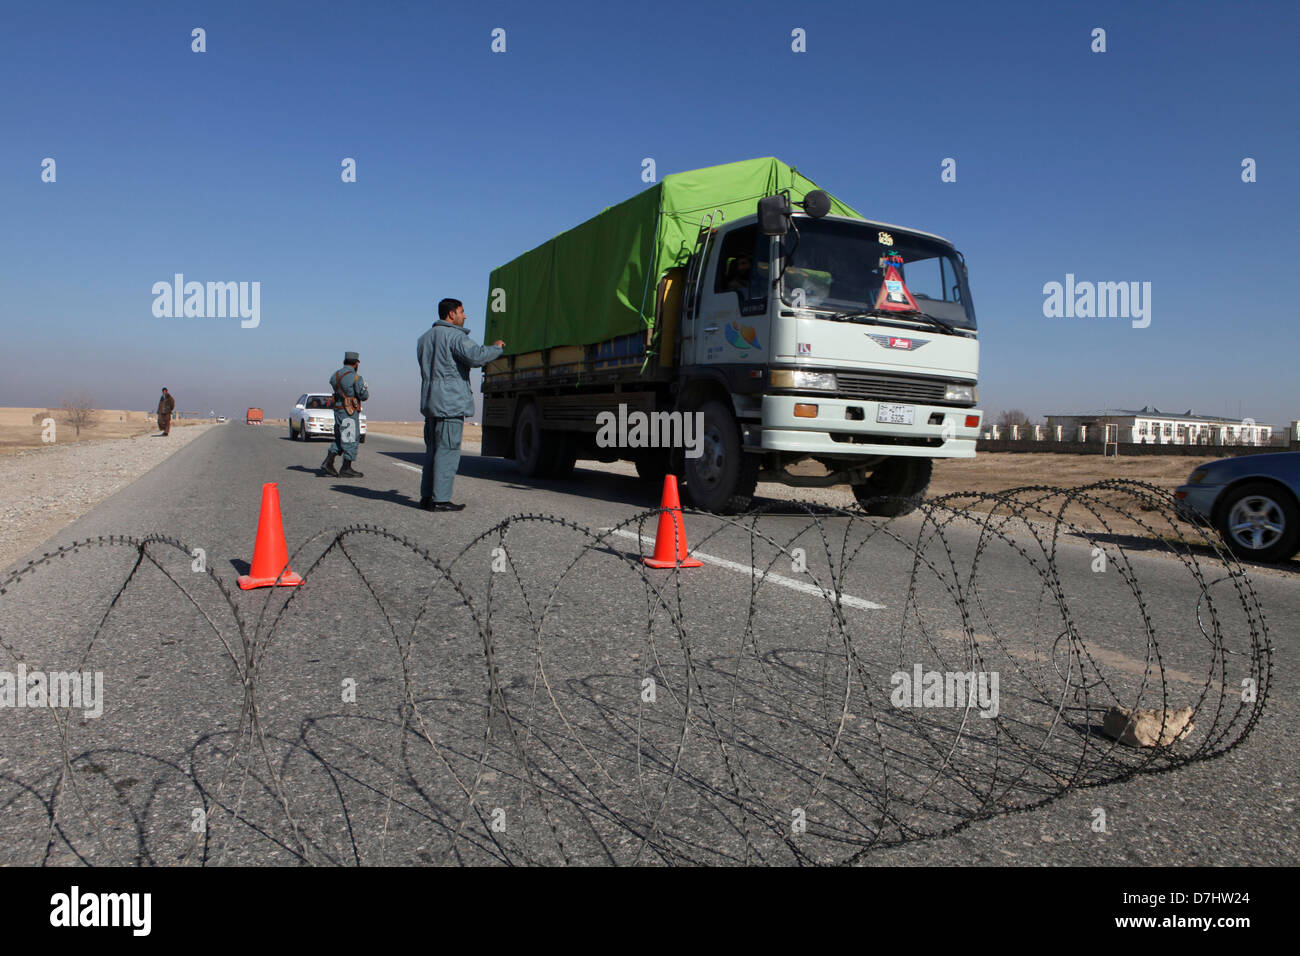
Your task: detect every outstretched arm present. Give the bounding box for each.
[452,335,504,368]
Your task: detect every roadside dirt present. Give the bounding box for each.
[0,407,218,458]
[0,423,218,573]
[365,421,483,442]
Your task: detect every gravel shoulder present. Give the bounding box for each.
[0,423,218,574]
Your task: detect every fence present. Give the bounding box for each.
[0,483,1272,865]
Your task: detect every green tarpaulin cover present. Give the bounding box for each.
[484,158,864,354]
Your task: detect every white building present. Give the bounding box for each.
[1042,407,1272,446]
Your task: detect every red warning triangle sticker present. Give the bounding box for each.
[874,264,920,312]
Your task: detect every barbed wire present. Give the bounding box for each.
[0,480,1273,865]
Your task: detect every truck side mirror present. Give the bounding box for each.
[799,190,831,218]
[758,194,791,235]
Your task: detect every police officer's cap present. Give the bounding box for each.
[344,351,360,364]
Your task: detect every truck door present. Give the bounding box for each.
[690,224,770,367]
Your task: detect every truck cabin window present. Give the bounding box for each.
[714,225,770,305]
[779,219,976,330]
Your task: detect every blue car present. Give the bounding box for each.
[1175,451,1300,563]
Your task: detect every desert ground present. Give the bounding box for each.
[365,421,483,443]
[0,407,216,457]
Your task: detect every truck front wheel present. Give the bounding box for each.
[683,400,759,513]
[851,457,933,516]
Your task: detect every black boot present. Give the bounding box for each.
[321,453,339,477]
[338,460,364,478]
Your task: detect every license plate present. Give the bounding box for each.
[876,403,915,425]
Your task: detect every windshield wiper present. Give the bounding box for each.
[826,307,960,335]
[823,309,885,325]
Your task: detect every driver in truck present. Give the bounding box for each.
[724,253,753,292]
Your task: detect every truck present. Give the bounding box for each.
[246,407,264,425]
[481,157,981,514]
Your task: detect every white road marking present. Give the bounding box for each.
[605,528,884,611]
[383,456,883,610]
[391,461,422,474]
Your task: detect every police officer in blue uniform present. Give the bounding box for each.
[321,351,369,478]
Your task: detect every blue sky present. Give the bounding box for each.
[1,0,1297,426]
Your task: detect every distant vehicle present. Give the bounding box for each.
[246,408,264,425]
[289,393,367,442]
[1176,452,1300,562]
[217,416,228,423]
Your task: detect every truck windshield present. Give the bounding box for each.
[779,219,976,331]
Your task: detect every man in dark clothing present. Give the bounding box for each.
[416,299,504,511]
[157,388,175,435]
[321,351,369,478]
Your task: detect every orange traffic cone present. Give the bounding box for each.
[644,475,702,569]
[237,482,304,589]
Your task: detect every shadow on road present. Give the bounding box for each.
[1081,529,1299,576]
[326,484,421,509]
[377,449,664,509]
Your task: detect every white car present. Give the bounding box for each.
[290,393,367,442]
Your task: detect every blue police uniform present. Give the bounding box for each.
[321,354,369,477]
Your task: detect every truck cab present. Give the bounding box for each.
[672,208,980,511]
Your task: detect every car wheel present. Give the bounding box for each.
[1215,481,1300,563]
[852,457,933,517]
[682,400,758,513]
[360,433,366,443]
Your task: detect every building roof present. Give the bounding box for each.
[1045,407,1271,425]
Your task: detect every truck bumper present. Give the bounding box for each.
[758,395,980,459]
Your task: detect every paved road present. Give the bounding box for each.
[1,423,1294,865]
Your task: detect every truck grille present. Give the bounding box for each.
[836,372,950,404]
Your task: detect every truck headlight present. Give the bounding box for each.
[772,370,838,390]
[944,383,977,404]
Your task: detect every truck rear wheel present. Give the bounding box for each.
[682,400,759,513]
[514,402,574,478]
[851,457,933,516]
[634,448,671,484]
[545,432,577,479]
[514,402,546,476]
